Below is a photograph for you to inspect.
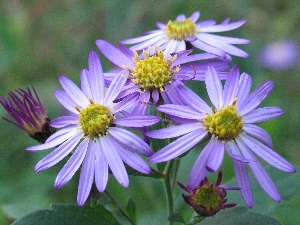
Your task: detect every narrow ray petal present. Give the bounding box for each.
[242,107,284,123]
[58,75,89,107]
[130,35,166,52]
[114,115,159,127]
[157,104,202,119]
[95,139,108,192]
[242,124,273,148]
[26,125,78,151]
[131,91,150,116]
[152,89,159,104]
[96,39,132,67]
[55,139,89,189]
[50,116,78,128]
[170,80,212,114]
[240,135,295,172]
[206,140,224,172]
[237,139,281,202]
[149,129,207,163]
[190,11,200,22]
[223,65,239,105]
[80,69,93,98]
[113,92,139,113]
[238,81,274,115]
[198,33,249,58]
[101,135,129,187]
[225,141,256,163]
[229,143,253,208]
[35,133,82,172]
[176,14,186,21]
[111,137,151,174]
[146,123,201,139]
[109,127,153,156]
[200,20,246,32]
[236,72,252,108]
[121,31,163,44]
[45,125,77,143]
[77,140,95,206]
[206,35,250,44]
[104,72,127,106]
[191,40,227,58]
[187,139,215,189]
[88,51,105,102]
[54,90,79,114]
[164,39,180,56]
[205,66,223,109]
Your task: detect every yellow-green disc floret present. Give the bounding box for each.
[204,100,243,140]
[77,99,113,139]
[129,47,179,91]
[194,186,222,212]
[165,18,198,41]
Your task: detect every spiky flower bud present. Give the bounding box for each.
[0,87,56,143]
[178,171,238,217]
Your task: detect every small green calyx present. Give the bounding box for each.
[204,99,243,140]
[77,99,113,139]
[194,186,222,212]
[164,18,198,41]
[129,46,179,91]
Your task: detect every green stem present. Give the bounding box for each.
[163,160,175,225]
[105,190,136,225]
[170,158,180,192]
[150,166,166,178]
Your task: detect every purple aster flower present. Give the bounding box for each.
[121,11,250,58]
[259,39,300,72]
[178,171,238,217]
[96,40,230,117]
[25,50,159,206]
[0,87,56,143]
[146,65,295,208]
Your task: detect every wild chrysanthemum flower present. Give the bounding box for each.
[178,171,237,217]
[146,65,295,208]
[26,51,159,206]
[259,39,300,72]
[96,40,229,116]
[0,87,56,143]
[121,11,250,58]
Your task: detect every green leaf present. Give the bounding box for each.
[168,213,186,224]
[272,189,300,225]
[126,198,136,223]
[2,203,45,221]
[11,203,121,225]
[197,207,282,225]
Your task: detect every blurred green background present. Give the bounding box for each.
[0,0,299,224]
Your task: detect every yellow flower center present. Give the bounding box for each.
[164,18,198,41]
[76,99,113,139]
[128,47,179,91]
[203,99,243,140]
[194,186,222,212]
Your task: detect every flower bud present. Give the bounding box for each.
[178,171,238,217]
[1,87,56,143]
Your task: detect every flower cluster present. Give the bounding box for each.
[1,10,295,216]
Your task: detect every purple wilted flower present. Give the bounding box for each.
[147,65,295,208]
[178,171,238,217]
[96,40,229,116]
[121,11,250,58]
[26,51,159,206]
[0,87,56,143]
